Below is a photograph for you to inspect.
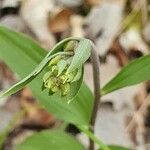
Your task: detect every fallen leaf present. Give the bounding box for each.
[49,9,73,33]
[21,88,55,127]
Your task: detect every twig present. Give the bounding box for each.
[89,43,101,150]
[126,94,150,132]
[140,0,148,26]
[1,110,25,149]
[135,142,150,149]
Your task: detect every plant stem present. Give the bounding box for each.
[89,43,101,150]
[78,126,110,150]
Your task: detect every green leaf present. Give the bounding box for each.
[102,55,150,95]
[17,130,85,150]
[33,38,79,76]
[0,51,71,98]
[0,73,35,98]
[72,68,82,82]
[0,26,93,125]
[0,35,77,98]
[0,28,87,100]
[67,39,92,74]
[108,145,130,150]
[66,68,83,100]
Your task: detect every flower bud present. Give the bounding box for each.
[51,65,58,76]
[64,41,78,52]
[59,75,68,84]
[60,83,70,96]
[42,40,83,97]
[49,55,62,66]
[43,71,52,83]
[51,85,59,93]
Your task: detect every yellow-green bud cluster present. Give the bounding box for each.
[42,41,81,96]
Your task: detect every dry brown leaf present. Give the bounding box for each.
[70,15,84,37]
[20,0,56,48]
[0,61,15,81]
[86,0,100,6]
[143,21,150,45]
[119,28,149,55]
[49,9,73,33]
[21,88,55,127]
[57,0,83,7]
[85,0,125,56]
[109,40,129,66]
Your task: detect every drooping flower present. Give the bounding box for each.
[42,40,82,96]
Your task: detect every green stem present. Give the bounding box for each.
[89,43,101,150]
[78,126,111,150]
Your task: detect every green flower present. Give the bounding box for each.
[42,40,82,96]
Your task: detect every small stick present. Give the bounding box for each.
[126,94,150,132]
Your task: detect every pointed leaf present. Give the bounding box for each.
[0,26,93,125]
[108,145,130,150]
[0,29,78,98]
[67,39,92,74]
[17,130,85,150]
[102,55,150,95]
[72,67,82,82]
